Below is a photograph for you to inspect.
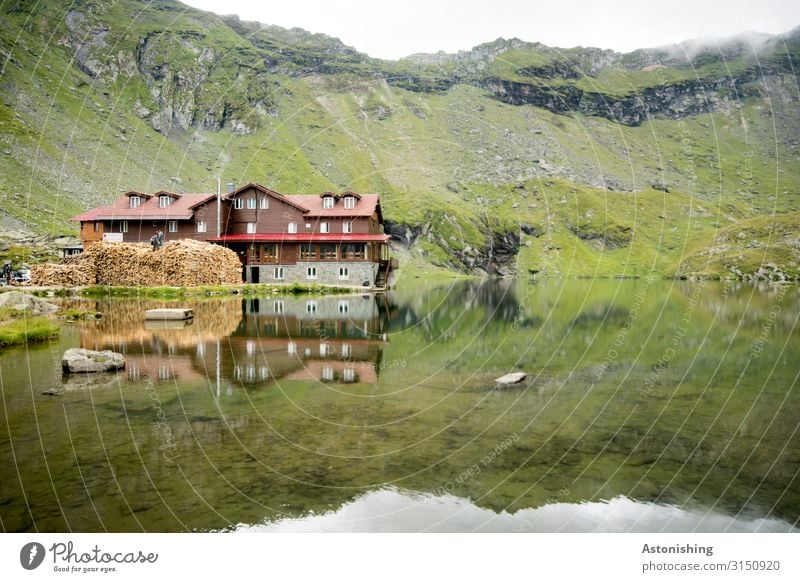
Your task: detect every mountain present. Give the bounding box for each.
[1,0,798,278]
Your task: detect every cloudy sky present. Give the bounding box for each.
[182,0,800,59]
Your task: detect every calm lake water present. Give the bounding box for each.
[1,278,798,532]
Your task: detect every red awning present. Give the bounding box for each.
[208,233,391,243]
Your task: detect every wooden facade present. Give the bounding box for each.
[72,183,397,288]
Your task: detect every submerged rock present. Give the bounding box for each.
[62,348,125,374]
[495,372,527,385]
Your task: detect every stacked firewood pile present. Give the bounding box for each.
[30,264,93,287]
[31,240,243,287]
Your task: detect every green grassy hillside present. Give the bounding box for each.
[0,0,798,278]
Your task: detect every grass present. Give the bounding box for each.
[674,212,800,279]
[0,307,59,348]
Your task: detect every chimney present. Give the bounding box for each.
[226,182,235,193]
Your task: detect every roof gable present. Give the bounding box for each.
[225,183,309,213]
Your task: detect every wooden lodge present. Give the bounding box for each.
[71,183,398,289]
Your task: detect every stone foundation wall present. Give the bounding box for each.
[246,261,378,288]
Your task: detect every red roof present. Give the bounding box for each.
[71,206,112,222]
[285,193,379,218]
[209,233,390,243]
[71,193,216,221]
[70,184,383,223]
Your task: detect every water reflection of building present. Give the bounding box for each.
[218,294,389,385]
[80,294,391,389]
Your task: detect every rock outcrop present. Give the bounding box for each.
[0,291,58,315]
[62,348,125,374]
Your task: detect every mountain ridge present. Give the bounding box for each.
[0,0,798,279]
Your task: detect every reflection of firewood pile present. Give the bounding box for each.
[81,298,243,348]
[31,240,242,286]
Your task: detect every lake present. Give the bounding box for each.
[1,278,798,532]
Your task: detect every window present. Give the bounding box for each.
[306,267,317,280]
[159,195,171,208]
[339,267,349,280]
[344,196,355,209]
[246,223,256,234]
[343,221,353,233]
[168,221,178,233]
[196,221,207,233]
[288,222,297,233]
[233,198,244,210]
[300,244,316,260]
[273,300,284,313]
[247,197,256,209]
[263,244,278,261]
[306,300,317,313]
[320,244,336,260]
[322,196,334,209]
[273,267,284,280]
[341,343,352,358]
[246,340,256,356]
[119,221,128,233]
[342,243,365,259]
[129,196,141,208]
[343,368,356,382]
[320,222,330,233]
[287,342,296,355]
[338,300,349,313]
[320,343,330,357]
[259,196,268,209]
[93,223,100,232]
[322,367,334,381]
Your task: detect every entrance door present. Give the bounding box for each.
[250,266,260,283]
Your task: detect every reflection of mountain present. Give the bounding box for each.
[237,489,798,533]
[80,294,391,386]
[3,280,799,532]
[389,279,522,339]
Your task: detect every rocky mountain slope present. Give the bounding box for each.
[0,0,798,278]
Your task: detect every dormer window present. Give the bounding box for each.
[343,196,355,209]
[322,196,334,209]
[159,195,171,208]
[129,196,141,208]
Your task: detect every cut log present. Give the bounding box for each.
[144,308,194,320]
[495,372,527,385]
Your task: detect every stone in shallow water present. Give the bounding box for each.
[62,348,125,374]
[495,372,526,385]
[144,308,194,320]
